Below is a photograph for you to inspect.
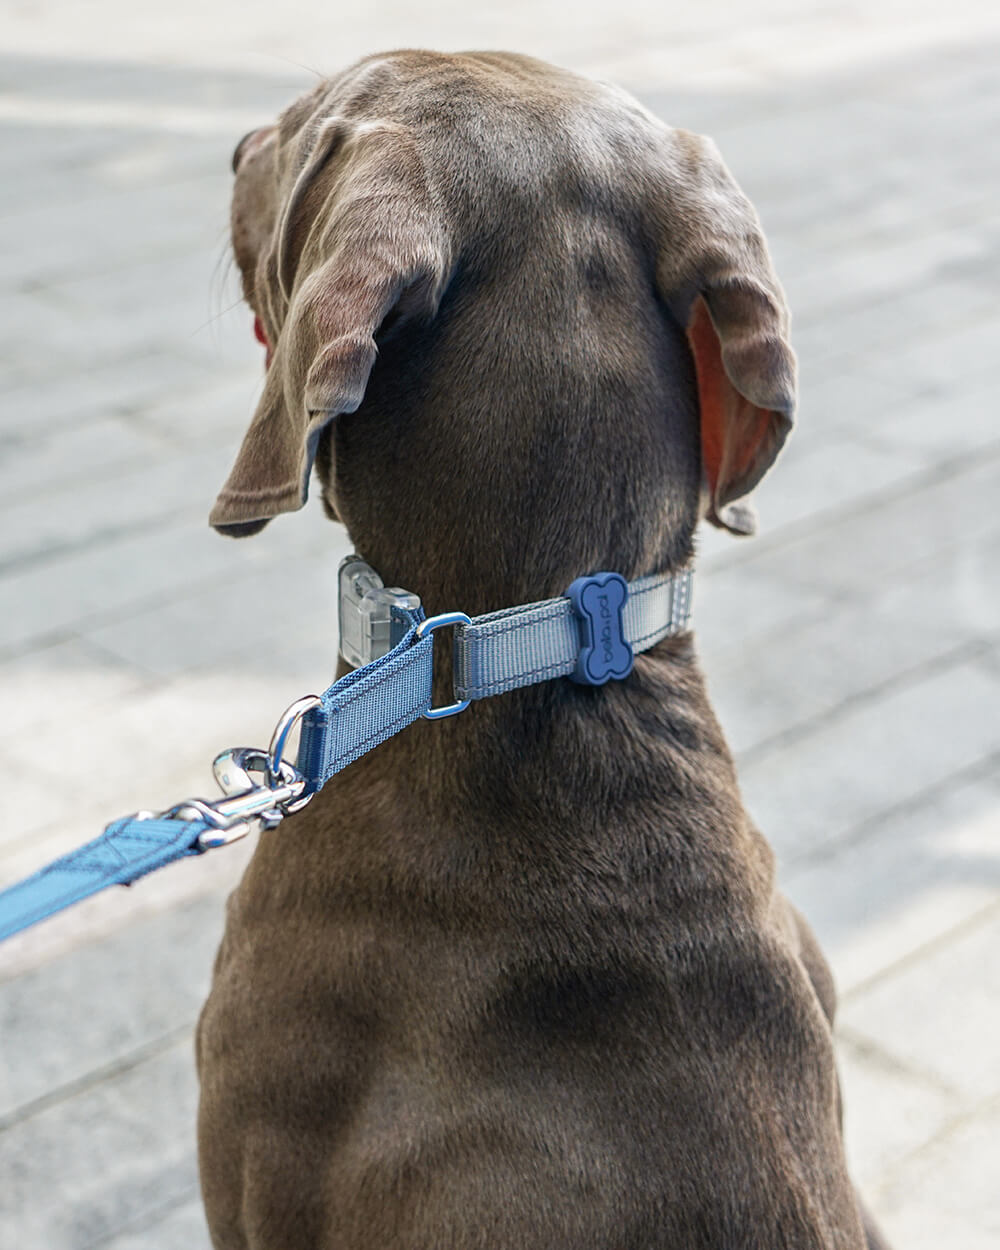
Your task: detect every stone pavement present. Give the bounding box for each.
[1,3,998,1246]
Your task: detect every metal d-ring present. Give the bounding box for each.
[415,611,472,720]
[267,694,323,809]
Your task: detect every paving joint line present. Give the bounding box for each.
[836,1024,961,1100]
[735,635,999,769]
[702,439,1000,576]
[0,1021,195,1134]
[840,894,1000,1007]
[865,1089,1000,1198]
[783,748,1000,874]
[79,1181,204,1250]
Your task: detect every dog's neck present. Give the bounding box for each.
[317,293,703,623]
[294,438,768,925]
[308,303,747,860]
[327,521,740,846]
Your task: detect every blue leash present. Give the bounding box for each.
[0,564,692,943]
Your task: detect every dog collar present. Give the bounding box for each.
[338,555,693,705]
[0,558,692,943]
[294,557,693,788]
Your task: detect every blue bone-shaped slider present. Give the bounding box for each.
[566,572,634,685]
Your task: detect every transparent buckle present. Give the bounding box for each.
[338,556,421,669]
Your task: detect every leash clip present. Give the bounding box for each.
[145,695,324,849]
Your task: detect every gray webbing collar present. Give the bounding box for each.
[338,557,694,714]
[452,569,693,700]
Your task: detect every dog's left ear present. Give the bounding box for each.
[210,118,450,536]
[655,130,797,536]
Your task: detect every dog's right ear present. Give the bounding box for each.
[211,118,450,536]
[654,130,797,536]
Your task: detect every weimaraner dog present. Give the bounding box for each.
[199,49,892,1250]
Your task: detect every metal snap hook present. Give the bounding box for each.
[212,747,270,796]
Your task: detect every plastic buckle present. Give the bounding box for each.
[339,555,421,668]
[566,571,633,685]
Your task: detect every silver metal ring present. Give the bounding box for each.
[267,694,323,810]
[267,695,322,781]
[415,612,472,719]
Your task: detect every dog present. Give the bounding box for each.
[198,49,892,1250]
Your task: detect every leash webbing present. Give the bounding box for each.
[0,818,213,943]
[0,566,692,944]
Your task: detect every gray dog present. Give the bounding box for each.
[199,49,891,1250]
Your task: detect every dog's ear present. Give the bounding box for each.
[655,131,797,536]
[210,118,450,536]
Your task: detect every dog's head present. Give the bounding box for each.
[211,52,795,579]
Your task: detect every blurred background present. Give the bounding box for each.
[1,2,998,1246]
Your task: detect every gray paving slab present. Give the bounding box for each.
[871,1099,1000,1250]
[0,636,152,746]
[82,543,347,680]
[860,313,1000,394]
[0,349,219,439]
[0,415,164,507]
[848,379,1000,464]
[728,451,1000,595]
[740,657,1000,864]
[749,429,929,533]
[0,897,220,1122]
[0,1038,201,1250]
[704,530,1000,756]
[2,263,243,383]
[784,773,1000,996]
[788,223,994,323]
[1,7,999,1248]
[0,184,215,292]
[0,520,253,654]
[128,370,264,446]
[98,1198,211,1250]
[795,365,917,435]
[0,441,239,571]
[838,905,1000,1104]
[836,1030,956,1190]
[689,562,833,670]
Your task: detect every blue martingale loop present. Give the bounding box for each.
[566,572,634,685]
[296,605,433,792]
